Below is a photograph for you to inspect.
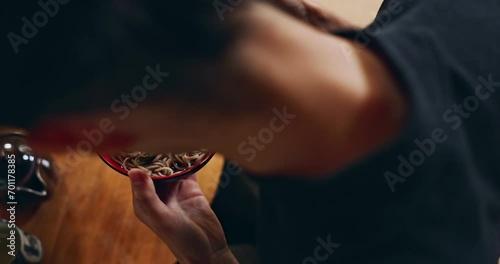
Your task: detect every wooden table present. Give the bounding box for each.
[1,153,224,264]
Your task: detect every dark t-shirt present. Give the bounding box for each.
[255,0,500,263]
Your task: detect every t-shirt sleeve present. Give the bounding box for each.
[332,0,500,163]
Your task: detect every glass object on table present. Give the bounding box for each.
[0,132,59,211]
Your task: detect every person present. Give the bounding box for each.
[2,0,499,263]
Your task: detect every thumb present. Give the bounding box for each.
[129,169,165,215]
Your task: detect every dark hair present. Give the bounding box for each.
[2,0,241,128]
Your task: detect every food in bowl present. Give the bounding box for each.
[112,151,207,177]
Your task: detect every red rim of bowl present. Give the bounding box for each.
[98,152,215,180]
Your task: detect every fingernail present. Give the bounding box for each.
[129,170,147,185]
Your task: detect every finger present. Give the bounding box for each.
[129,169,169,217]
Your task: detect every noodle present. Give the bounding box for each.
[112,150,207,177]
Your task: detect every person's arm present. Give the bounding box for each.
[211,3,406,177]
[28,2,405,179]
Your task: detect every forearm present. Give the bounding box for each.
[215,3,406,177]
[29,2,405,179]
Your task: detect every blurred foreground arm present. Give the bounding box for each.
[26,2,405,179]
[215,3,406,176]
